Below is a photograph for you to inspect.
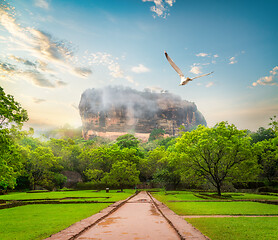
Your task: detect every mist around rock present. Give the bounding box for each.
[79,86,207,140]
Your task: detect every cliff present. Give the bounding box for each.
[79,86,207,140]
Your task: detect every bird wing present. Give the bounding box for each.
[180,77,190,85]
[191,71,214,80]
[164,51,185,79]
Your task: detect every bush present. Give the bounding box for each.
[233,182,265,189]
[257,187,278,193]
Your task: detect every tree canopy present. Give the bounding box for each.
[0,86,28,128]
[175,122,258,195]
[0,87,28,190]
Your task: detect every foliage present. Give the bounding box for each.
[52,173,67,189]
[102,160,140,191]
[254,137,278,183]
[269,115,278,133]
[116,134,140,149]
[84,169,104,182]
[0,87,28,190]
[151,149,182,189]
[26,146,63,190]
[175,122,259,195]
[250,127,276,144]
[0,86,28,128]
[148,128,165,141]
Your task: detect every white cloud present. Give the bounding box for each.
[190,65,202,75]
[229,56,237,64]
[131,64,150,73]
[252,66,278,87]
[34,0,49,10]
[206,82,214,88]
[270,66,278,75]
[21,70,56,88]
[9,55,36,67]
[142,0,176,18]
[196,53,208,57]
[213,54,219,58]
[56,80,68,87]
[73,67,92,78]
[144,86,168,93]
[33,97,46,104]
[87,52,138,85]
[0,2,92,87]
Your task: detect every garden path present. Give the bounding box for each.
[76,191,208,240]
[76,191,180,240]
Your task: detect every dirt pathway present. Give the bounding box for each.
[76,191,180,240]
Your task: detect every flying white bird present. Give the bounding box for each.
[164,51,214,86]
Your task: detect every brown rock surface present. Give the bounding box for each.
[79,87,207,140]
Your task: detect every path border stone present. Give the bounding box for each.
[147,192,210,240]
[44,191,139,240]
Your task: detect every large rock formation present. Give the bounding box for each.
[79,86,206,141]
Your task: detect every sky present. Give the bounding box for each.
[0,0,277,132]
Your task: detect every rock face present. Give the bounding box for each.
[62,171,82,188]
[79,86,207,140]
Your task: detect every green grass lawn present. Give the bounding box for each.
[199,192,278,201]
[152,191,278,239]
[159,201,278,215]
[0,203,110,240]
[0,190,134,240]
[152,191,278,202]
[186,217,278,240]
[152,191,206,202]
[0,189,134,202]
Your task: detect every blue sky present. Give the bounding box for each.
[0,0,277,131]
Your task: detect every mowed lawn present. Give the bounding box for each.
[186,217,278,240]
[0,190,134,240]
[0,189,134,202]
[161,201,278,215]
[152,191,278,240]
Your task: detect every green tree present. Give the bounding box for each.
[0,86,28,128]
[148,128,165,141]
[26,146,62,190]
[148,147,182,189]
[254,137,278,183]
[102,160,140,191]
[250,127,276,144]
[269,115,278,133]
[79,145,141,181]
[84,169,104,182]
[0,87,28,190]
[116,134,140,149]
[176,122,258,196]
[0,129,27,190]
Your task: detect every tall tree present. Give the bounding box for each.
[116,134,140,149]
[250,127,276,144]
[254,137,278,183]
[176,122,258,195]
[26,146,62,190]
[102,160,140,191]
[0,87,28,190]
[0,87,28,128]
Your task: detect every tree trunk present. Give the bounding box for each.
[216,182,221,196]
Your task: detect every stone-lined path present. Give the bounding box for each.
[46,191,208,240]
[76,191,180,240]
